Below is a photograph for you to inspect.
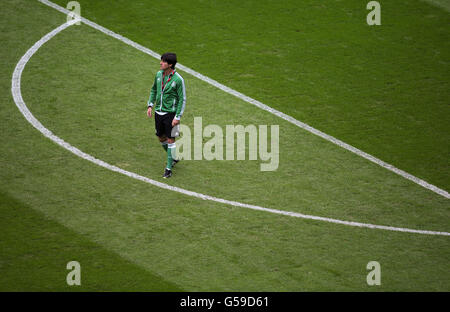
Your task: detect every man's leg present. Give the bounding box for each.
[166,137,176,171]
[159,136,168,152]
[159,135,176,178]
[162,114,179,178]
[155,114,172,178]
[161,137,174,178]
[170,140,179,167]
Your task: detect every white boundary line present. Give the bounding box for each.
[37,0,450,200]
[10,19,450,236]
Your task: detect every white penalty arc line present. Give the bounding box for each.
[37,0,450,200]
[11,20,450,237]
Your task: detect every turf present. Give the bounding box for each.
[0,191,182,291]
[20,20,449,231]
[50,0,450,191]
[0,0,449,291]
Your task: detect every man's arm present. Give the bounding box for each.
[147,75,158,118]
[148,75,157,108]
[174,75,186,121]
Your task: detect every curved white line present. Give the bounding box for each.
[37,0,450,200]
[11,21,450,236]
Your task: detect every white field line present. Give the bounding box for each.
[37,0,450,200]
[11,20,450,237]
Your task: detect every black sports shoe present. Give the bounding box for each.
[163,168,172,178]
[172,158,180,168]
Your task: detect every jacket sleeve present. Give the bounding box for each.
[174,76,186,120]
[147,75,157,107]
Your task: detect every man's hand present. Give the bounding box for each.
[172,118,180,127]
[147,106,152,118]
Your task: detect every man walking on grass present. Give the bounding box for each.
[147,52,186,178]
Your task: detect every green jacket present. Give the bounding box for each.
[147,69,186,120]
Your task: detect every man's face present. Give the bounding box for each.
[160,60,171,71]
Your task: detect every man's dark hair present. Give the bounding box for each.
[161,52,177,69]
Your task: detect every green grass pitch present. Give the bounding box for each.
[0,0,449,291]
